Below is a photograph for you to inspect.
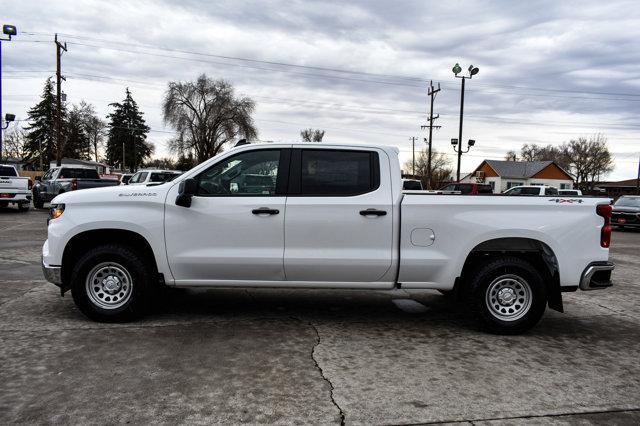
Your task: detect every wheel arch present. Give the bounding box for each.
[61,229,160,291]
[458,237,563,312]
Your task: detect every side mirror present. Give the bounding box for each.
[35,176,42,181]
[175,178,197,208]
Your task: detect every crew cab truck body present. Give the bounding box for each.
[42,143,614,334]
[0,165,32,211]
[33,166,119,208]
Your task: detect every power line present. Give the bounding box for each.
[19,31,640,99]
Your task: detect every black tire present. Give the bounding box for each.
[71,244,154,322]
[18,203,30,212]
[33,191,44,209]
[466,256,547,335]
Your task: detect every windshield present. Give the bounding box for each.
[615,197,640,207]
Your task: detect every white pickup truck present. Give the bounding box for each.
[0,164,32,211]
[42,143,614,334]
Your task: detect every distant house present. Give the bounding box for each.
[596,179,640,199]
[461,160,574,194]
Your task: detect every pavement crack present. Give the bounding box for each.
[293,316,346,426]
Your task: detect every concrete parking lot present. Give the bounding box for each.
[1,205,639,425]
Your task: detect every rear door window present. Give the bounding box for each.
[477,185,493,194]
[458,185,472,194]
[521,187,541,195]
[295,149,379,196]
[546,187,558,195]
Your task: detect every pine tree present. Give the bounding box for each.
[24,78,61,169]
[65,104,92,161]
[106,88,152,171]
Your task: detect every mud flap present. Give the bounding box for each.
[547,275,564,313]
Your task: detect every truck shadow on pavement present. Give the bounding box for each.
[143,287,632,340]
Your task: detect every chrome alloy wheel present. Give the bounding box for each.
[485,274,532,321]
[85,262,133,310]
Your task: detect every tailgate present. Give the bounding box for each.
[0,177,29,191]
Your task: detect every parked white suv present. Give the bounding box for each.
[126,170,182,186]
[42,143,614,334]
[503,185,559,196]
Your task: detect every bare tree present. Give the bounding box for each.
[404,149,453,189]
[562,134,613,190]
[300,128,325,142]
[518,134,613,190]
[520,143,570,171]
[3,127,29,160]
[163,75,257,163]
[505,150,518,161]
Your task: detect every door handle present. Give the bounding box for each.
[360,208,387,216]
[252,207,280,215]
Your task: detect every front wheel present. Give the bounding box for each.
[467,257,547,334]
[71,244,153,322]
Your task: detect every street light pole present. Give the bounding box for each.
[1,24,18,163]
[456,76,465,182]
[452,63,479,181]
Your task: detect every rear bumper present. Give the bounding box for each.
[0,191,31,204]
[579,261,614,291]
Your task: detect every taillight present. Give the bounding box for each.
[596,204,612,248]
[71,178,78,191]
[28,178,33,190]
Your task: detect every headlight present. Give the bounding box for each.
[49,203,65,220]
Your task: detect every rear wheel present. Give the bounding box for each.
[466,256,547,334]
[71,244,153,322]
[18,203,30,212]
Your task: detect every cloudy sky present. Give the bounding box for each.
[3,0,640,179]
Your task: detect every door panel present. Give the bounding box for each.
[164,148,288,284]
[165,195,286,282]
[284,149,394,283]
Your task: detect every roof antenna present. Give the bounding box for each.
[235,139,249,147]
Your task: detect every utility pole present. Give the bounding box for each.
[410,136,418,176]
[55,34,67,167]
[421,80,441,189]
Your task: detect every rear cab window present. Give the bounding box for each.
[0,166,17,177]
[59,168,100,179]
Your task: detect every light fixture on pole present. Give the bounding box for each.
[452,137,476,180]
[452,62,479,181]
[1,24,18,163]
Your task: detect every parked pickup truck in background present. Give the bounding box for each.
[0,164,32,212]
[32,166,119,209]
[42,143,614,334]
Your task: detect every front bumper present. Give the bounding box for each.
[579,261,614,291]
[42,258,62,287]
